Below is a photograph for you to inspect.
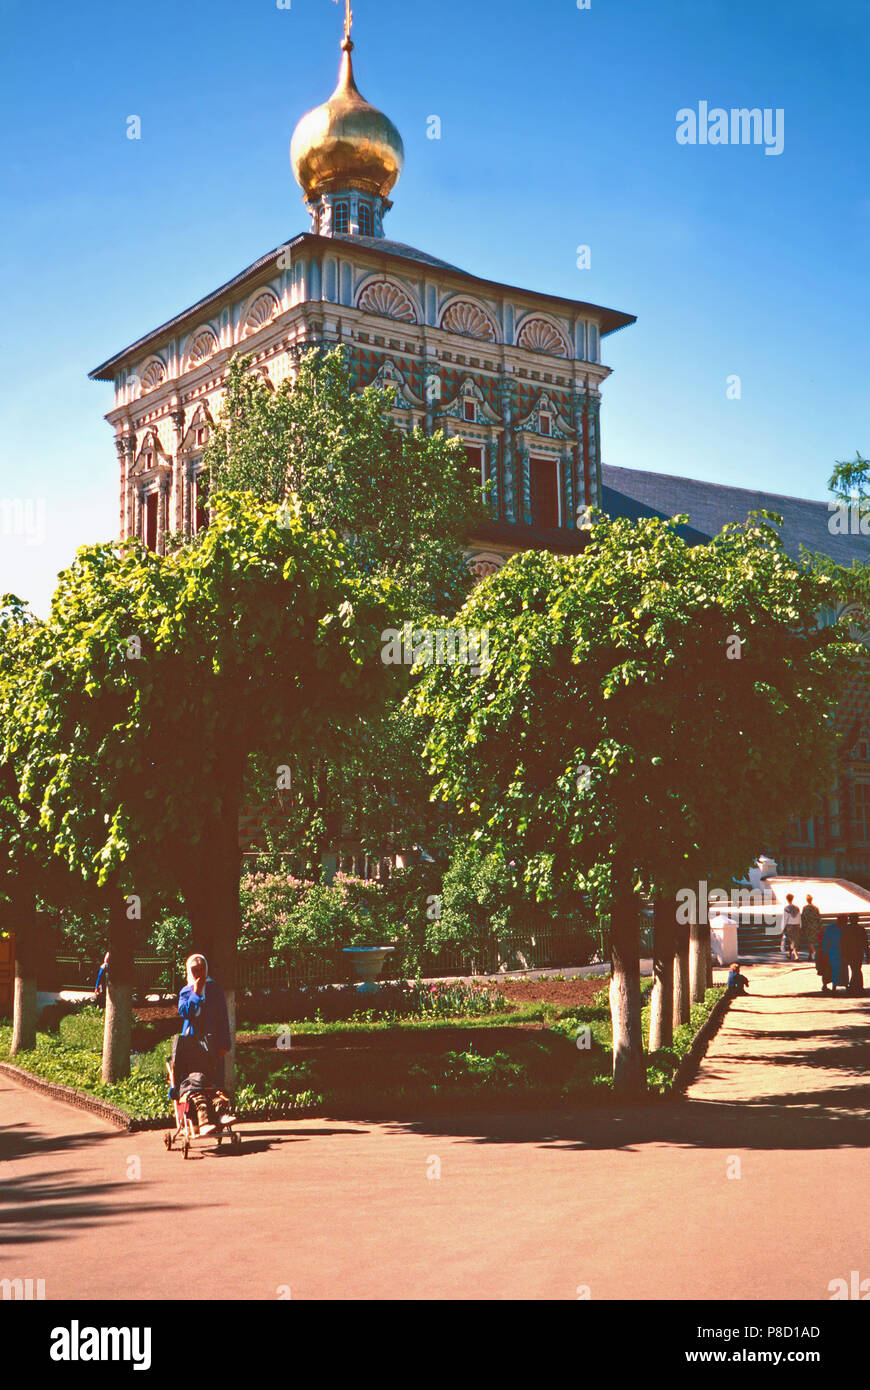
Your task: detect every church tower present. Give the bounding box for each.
[291,7,403,240]
[90,10,635,576]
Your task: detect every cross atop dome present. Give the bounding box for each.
[290,4,404,239]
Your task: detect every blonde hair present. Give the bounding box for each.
[185,954,208,991]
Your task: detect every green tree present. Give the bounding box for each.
[829,451,870,513]
[413,512,855,1094]
[242,701,453,879]
[0,598,46,1050]
[10,493,393,1085]
[205,347,483,894]
[0,598,110,1052]
[204,347,485,618]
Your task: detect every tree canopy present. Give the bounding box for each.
[415,511,854,905]
[829,450,870,512]
[204,347,486,618]
[412,510,860,1089]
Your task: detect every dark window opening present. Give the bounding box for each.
[464,445,485,500]
[463,398,476,422]
[334,200,349,234]
[145,491,159,551]
[358,202,373,236]
[540,413,552,436]
[530,456,559,529]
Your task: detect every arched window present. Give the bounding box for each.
[241,291,279,339]
[186,328,219,370]
[334,200,349,234]
[139,358,166,394]
[357,279,417,323]
[517,317,570,358]
[440,300,498,342]
[358,202,373,236]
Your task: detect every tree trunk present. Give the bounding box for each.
[10,891,38,1055]
[183,773,243,1097]
[206,896,238,1099]
[649,897,674,1052]
[673,920,690,1029]
[705,922,714,989]
[609,869,645,1095]
[689,920,706,1005]
[102,894,133,1084]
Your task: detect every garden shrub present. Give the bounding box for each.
[432,839,600,967]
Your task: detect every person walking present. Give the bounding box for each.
[801,895,821,963]
[782,894,801,961]
[819,915,848,995]
[841,914,868,997]
[177,953,233,1100]
[92,950,110,1009]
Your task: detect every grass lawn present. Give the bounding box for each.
[0,980,725,1123]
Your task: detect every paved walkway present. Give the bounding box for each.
[692,960,870,1113]
[2,961,870,1300]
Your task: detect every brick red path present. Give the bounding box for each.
[2,961,869,1299]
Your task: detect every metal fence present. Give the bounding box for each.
[52,956,177,995]
[236,926,599,992]
[237,953,345,992]
[48,926,599,999]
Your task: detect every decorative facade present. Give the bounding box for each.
[89,21,634,579]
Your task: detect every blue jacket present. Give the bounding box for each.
[177,978,231,1053]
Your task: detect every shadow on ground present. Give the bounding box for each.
[0,1121,194,1247]
[368,1092,870,1153]
[171,1125,366,1159]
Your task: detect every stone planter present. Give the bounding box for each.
[342,946,395,995]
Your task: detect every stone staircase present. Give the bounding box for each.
[737,915,870,958]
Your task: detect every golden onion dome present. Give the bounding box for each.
[290,37,404,201]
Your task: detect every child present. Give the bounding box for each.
[727,963,749,995]
[178,1072,236,1135]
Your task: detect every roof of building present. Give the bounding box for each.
[88,231,636,381]
[329,232,463,271]
[602,463,868,567]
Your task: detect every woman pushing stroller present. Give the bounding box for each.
[175,953,236,1134]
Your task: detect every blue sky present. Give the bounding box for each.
[1,0,867,613]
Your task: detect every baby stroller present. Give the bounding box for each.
[163,1035,241,1158]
